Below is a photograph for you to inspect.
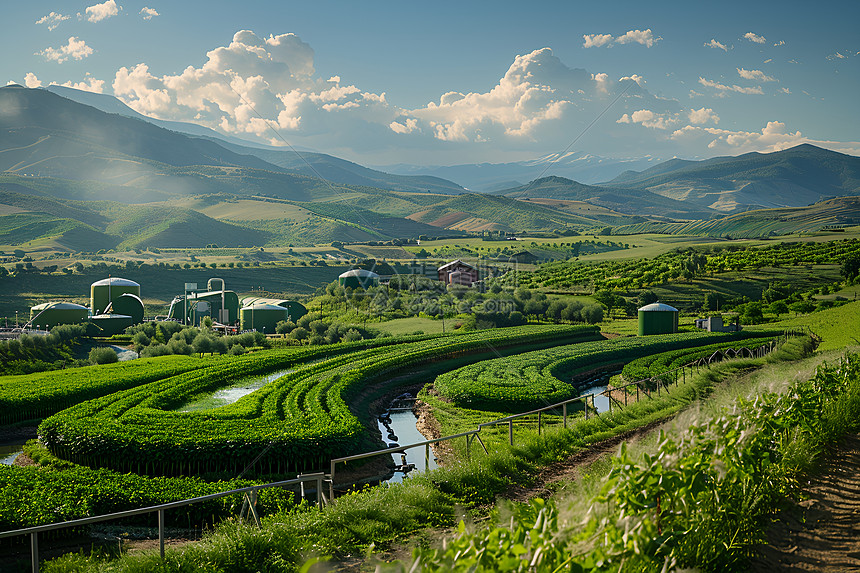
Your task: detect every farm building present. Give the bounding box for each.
[90,314,135,336]
[105,293,145,324]
[638,302,679,336]
[339,269,379,289]
[28,302,88,329]
[438,260,479,286]
[167,278,241,325]
[694,315,740,332]
[90,277,141,316]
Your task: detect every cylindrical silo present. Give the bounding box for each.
[90,278,140,315]
[89,314,135,337]
[338,269,379,289]
[638,302,679,336]
[107,293,145,324]
[240,303,288,333]
[239,297,307,322]
[29,302,89,329]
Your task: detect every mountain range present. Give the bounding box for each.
[0,84,858,250]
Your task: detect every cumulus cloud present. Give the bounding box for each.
[616,109,678,129]
[35,12,70,31]
[773,40,785,47]
[743,32,766,44]
[615,29,661,47]
[737,68,776,81]
[704,39,729,52]
[85,0,119,23]
[110,30,394,144]
[688,107,719,124]
[24,73,42,88]
[583,29,660,48]
[140,7,159,20]
[583,33,613,48]
[671,120,860,155]
[37,37,94,63]
[698,76,763,95]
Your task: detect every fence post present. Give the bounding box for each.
[158,509,165,559]
[425,443,430,471]
[563,402,567,428]
[316,475,324,509]
[30,532,38,573]
[466,434,471,461]
[624,386,628,407]
[509,420,514,445]
[608,392,612,413]
[584,397,589,420]
[538,411,542,435]
[636,383,640,402]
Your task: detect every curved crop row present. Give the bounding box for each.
[433,331,777,412]
[38,325,601,476]
[620,332,782,382]
[0,332,446,425]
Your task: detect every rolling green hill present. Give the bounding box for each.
[603,144,860,213]
[493,176,717,219]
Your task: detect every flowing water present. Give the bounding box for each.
[0,443,24,466]
[575,369,621,414]
[109,345,139,361]
[178,369,293,411]
[376,394,438,484]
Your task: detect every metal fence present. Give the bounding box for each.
[0,329,806,571]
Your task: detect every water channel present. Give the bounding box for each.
[178,369,294,411]
[376,393,437,484]
[0,443,23,466]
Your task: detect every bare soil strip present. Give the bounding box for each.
[752,433,860,572]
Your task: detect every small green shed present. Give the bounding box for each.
[638,302,679,336]
[338,269,379,289]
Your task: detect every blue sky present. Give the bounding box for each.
[3,0,858,165]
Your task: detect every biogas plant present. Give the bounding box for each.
[23,277,306,337]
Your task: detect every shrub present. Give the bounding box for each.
[88,347,118,365]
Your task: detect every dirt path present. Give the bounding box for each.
[501,418,665,504]
[751,433,860,572]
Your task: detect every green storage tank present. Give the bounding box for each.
[638,302,679,336]
[239,297,307,322]
[338,269,379,289]
[90,314,135,337]
[29,302,89,329]
[187,290,239,324]
[240,303,288,333]
[106,293,145,325]
[90,278,140,315]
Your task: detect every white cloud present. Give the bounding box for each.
[764,58,773,63]
[37,37,94,63]
[773,40,785,47]
[780,87,790,94]
[35,12,70,31]
[389,118,418,134]
[827,52,848,60]
[737,68,776,82]
[671,120,860,156]
[140,7,159,20]
[85,0,119,23]
[583,29,660,48]
[704,39,729,52]
[698,77,763,95]
[615,29,661,47]
[743,32,766,44]
[616,109,678,129]
[688,107,719,125]
[619,74,644,86]
[24,73,42,88]
[583,33,613,48]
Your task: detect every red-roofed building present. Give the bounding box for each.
[438,260,479,286]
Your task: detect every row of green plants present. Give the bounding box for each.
[38,326,599,476]
[393,348,859,572]
[36,333,818,573]
[619,334,783,382]
[0,442,296,532]
[432,331,775,412]
[0,330,451,425]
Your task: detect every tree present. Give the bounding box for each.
[842,253,860,282]
[767,300,789,316]
[637,291,659,307]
